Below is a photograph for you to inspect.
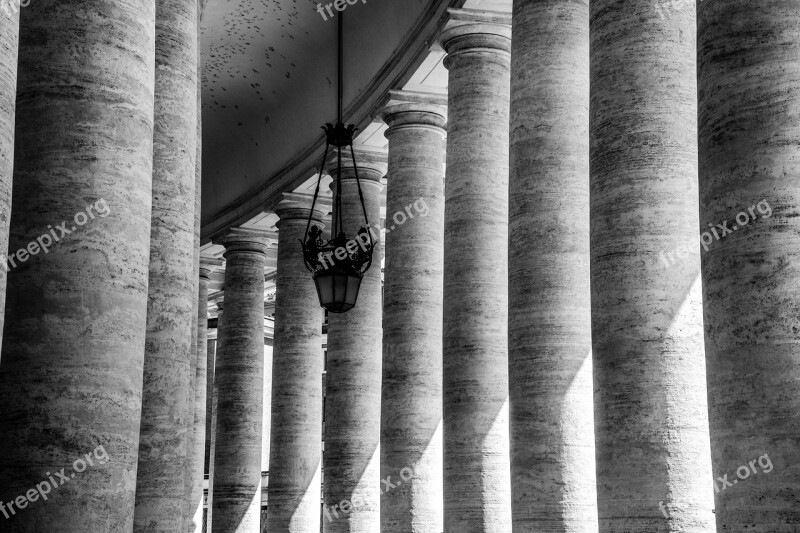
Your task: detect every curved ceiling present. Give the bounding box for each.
[199,0,461,242]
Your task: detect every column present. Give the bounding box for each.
[266,193,325,532]
[260,328,272,522]
[0,7,17,354]
[379,91,445,533]
[211,228,270,533]
[439,9,512,532]
[0,0,156,528]
[699,1,800,529]
[323,152,384,533]
[134,0,198,527]
[186,27,205,531]
[508,2,597,531]
[207,305,222,532]
[590,1,715,530]
[187,260,216,531]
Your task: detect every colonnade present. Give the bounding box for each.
[0,2,797,533]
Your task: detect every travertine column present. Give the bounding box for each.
[0,0,156,528]
[267,193,325,533]
[323,152,384,533]
[0,8,17,354]
[207,309,221,532]
[211,228,269,533]
[134,0,198,527]
[508,2,597,531]
[187,30,205,532]
[380,92,445,533]
[591,1,715,530]
[188,261,215,531]
[699,1,800,529]
[439,9,512,532]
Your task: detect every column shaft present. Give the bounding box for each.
[134,0,198,527]
[699,1,800,529]
[0,8,17,355]
[267,195,325,532]
[211,230,269,533]
[439,10,513,532]
[324,162,383,533]
[0,0,156,527]
[186,30,205,532]
[188,268,211,531]
[590,1,715,530]
[380,97,445,533]
[508,1,597,531]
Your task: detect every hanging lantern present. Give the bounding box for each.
[301,125,374,313]
[300,14,374,313]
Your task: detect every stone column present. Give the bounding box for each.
[323,152,384,533]
[267,193,325,533]
[438,9,513,532]
[134,0,198,527]
[508,2,597,531]
[187,33,205,530]
[261,332,272,515]
[590,1,715,531]
[0,0,156,528]
[379,91,445,533]
[0,8,17,355]
[207,308,221,532]
[188,260,216,531]
[211,228,269,533]
[699,1,800,529]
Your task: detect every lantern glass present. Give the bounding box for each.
[314,270,362,314]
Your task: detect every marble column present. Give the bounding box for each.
[438,9,513,532]
[0,0,156,528]
[266,193,325,533]
[0,7,17,355]
[590,1,715,530]
[188,261,215,531]
[699,1,800,529]
[508,2,597,531]
[323,152,384,533]
[379,91,446,533]
[133,0,198,528]
[211,228,270,533]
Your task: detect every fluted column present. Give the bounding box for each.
[134,0,198,527]
[379,92,445,533]
[590,1,715,530]
[267,193,325,533]
[0,0,156,528]
[508,2,597,531]
[211,228,270,533]
[439,9,512,532]
[699,1,800,529]
[323,152,384,533]
[0,8,17,355]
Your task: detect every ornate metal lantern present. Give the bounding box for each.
[300,14,374,313]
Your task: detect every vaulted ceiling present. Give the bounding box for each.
[199,0,473,241]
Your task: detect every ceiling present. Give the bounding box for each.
[198,0,511,310]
